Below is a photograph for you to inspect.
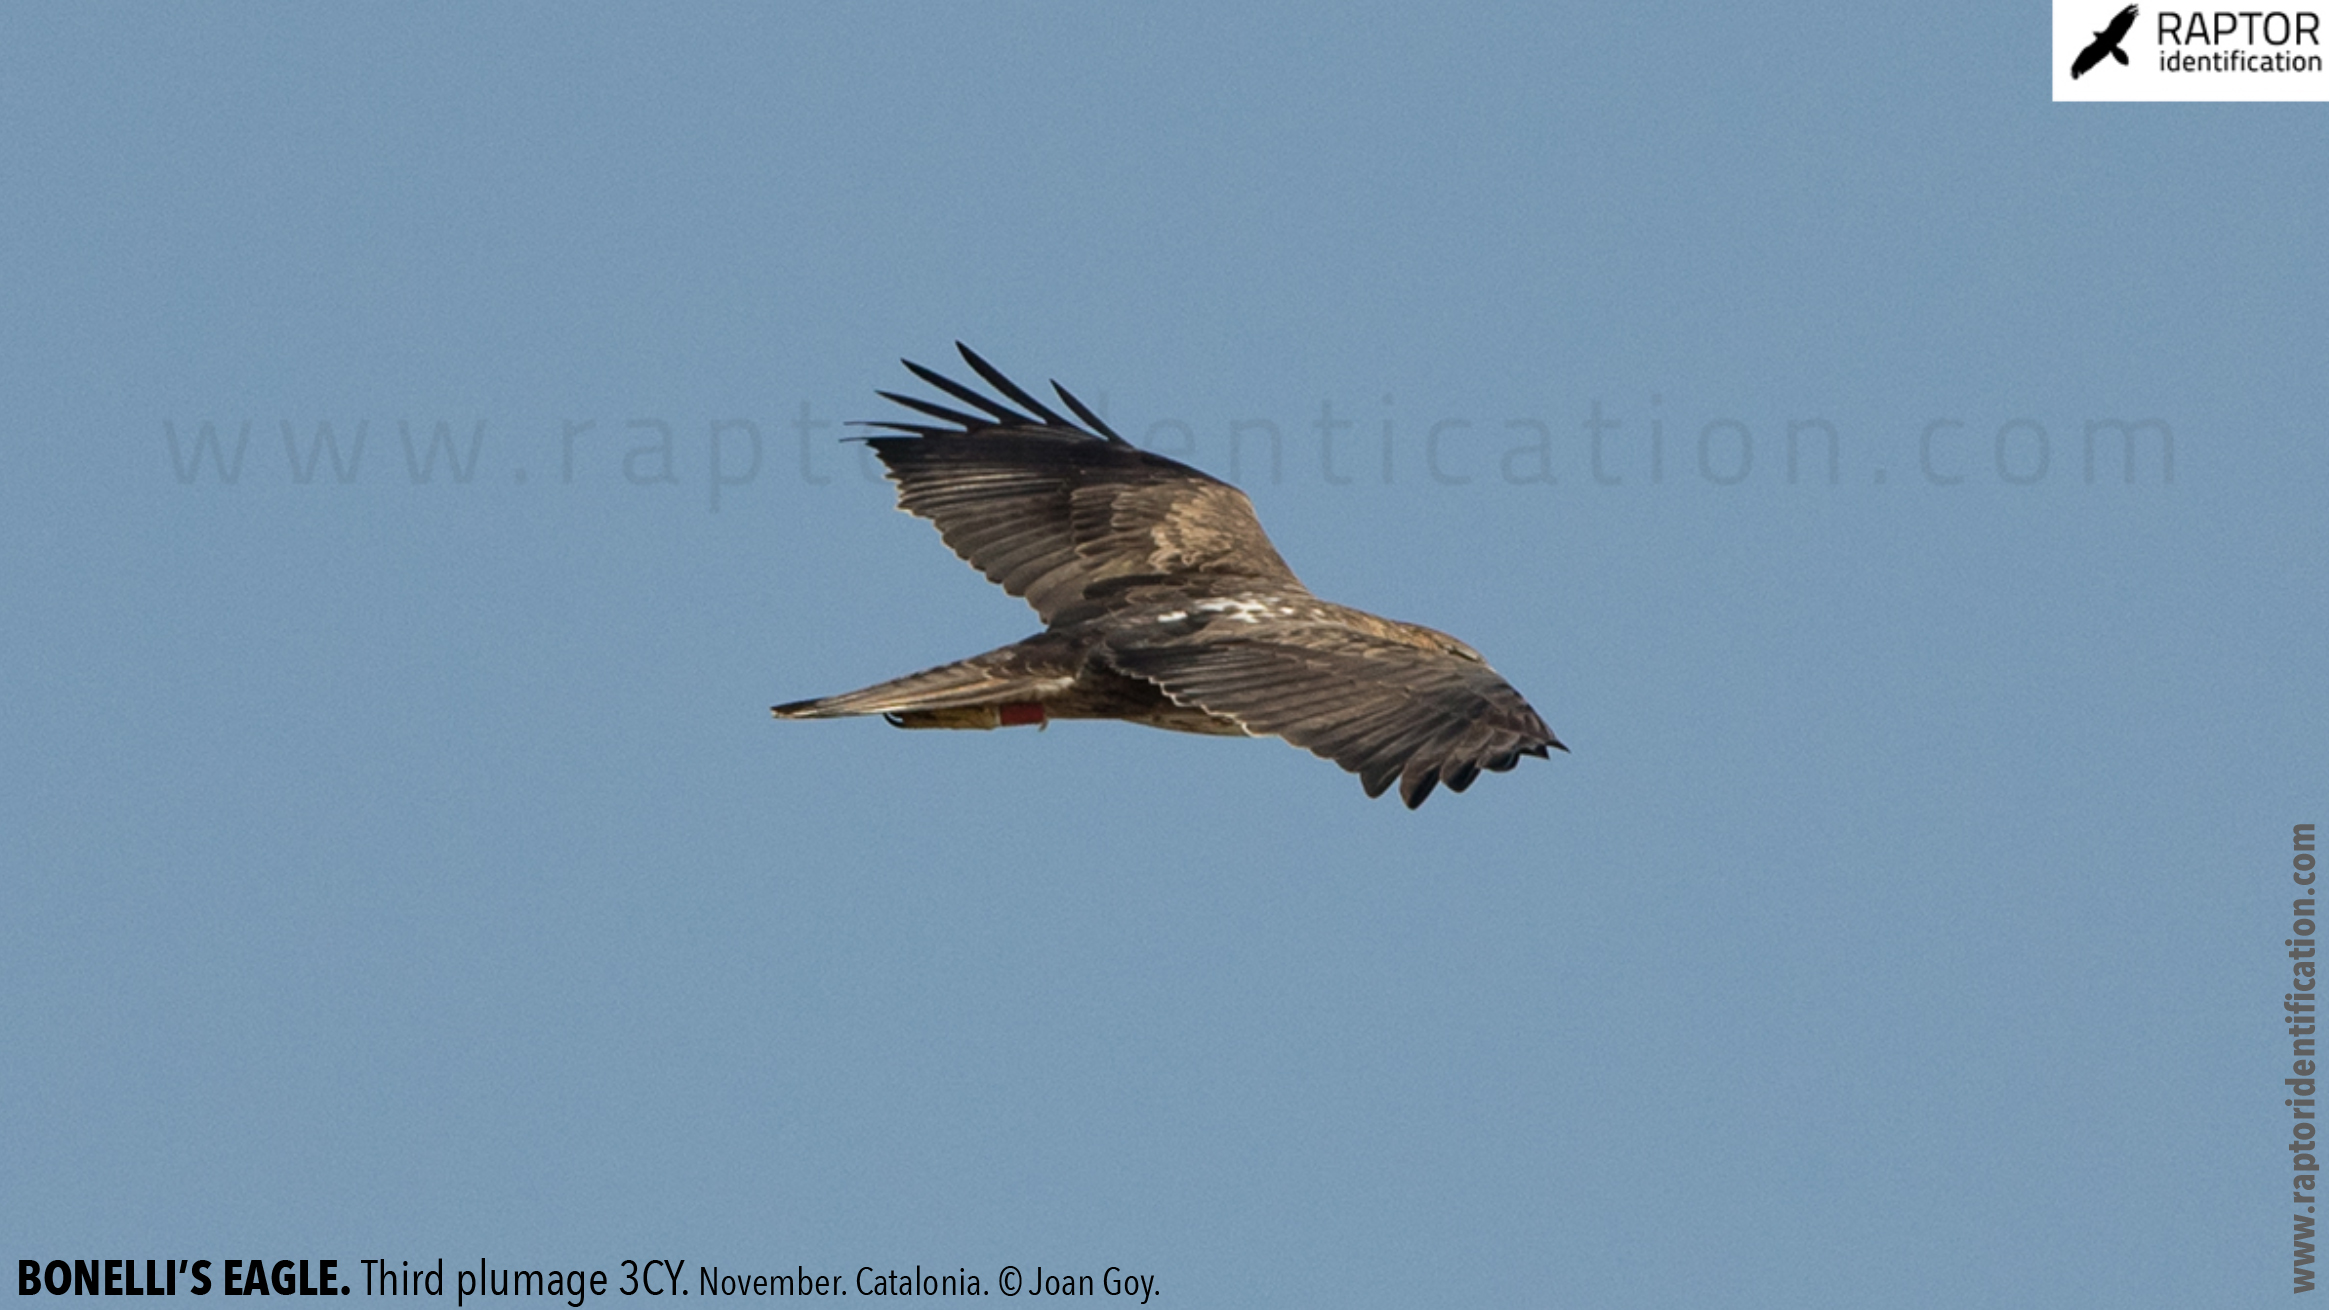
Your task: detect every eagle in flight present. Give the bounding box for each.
[772,345,1563,807]
[2071,5,2138,78]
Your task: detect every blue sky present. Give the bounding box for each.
[4,5,2322,1307]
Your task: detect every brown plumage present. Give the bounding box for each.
[771,344,1565,807]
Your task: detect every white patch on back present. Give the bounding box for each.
[1193,598,1293,624]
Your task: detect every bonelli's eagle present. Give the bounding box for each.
[772,345,1564,807]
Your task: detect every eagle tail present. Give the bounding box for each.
[771,634,1078,729]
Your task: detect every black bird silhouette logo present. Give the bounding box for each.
[2072,5,2139,77]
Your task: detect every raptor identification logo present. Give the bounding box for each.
[2053,1,2329,98]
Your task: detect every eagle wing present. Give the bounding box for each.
[861,344,1307,625]
[1102,618,1559,808]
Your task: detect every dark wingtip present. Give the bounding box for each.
[903,357,1038,427]
[955,342,1072,427]
[1051,379,1126,443]
[1401,767,1441,809]
[877,388,997,431]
